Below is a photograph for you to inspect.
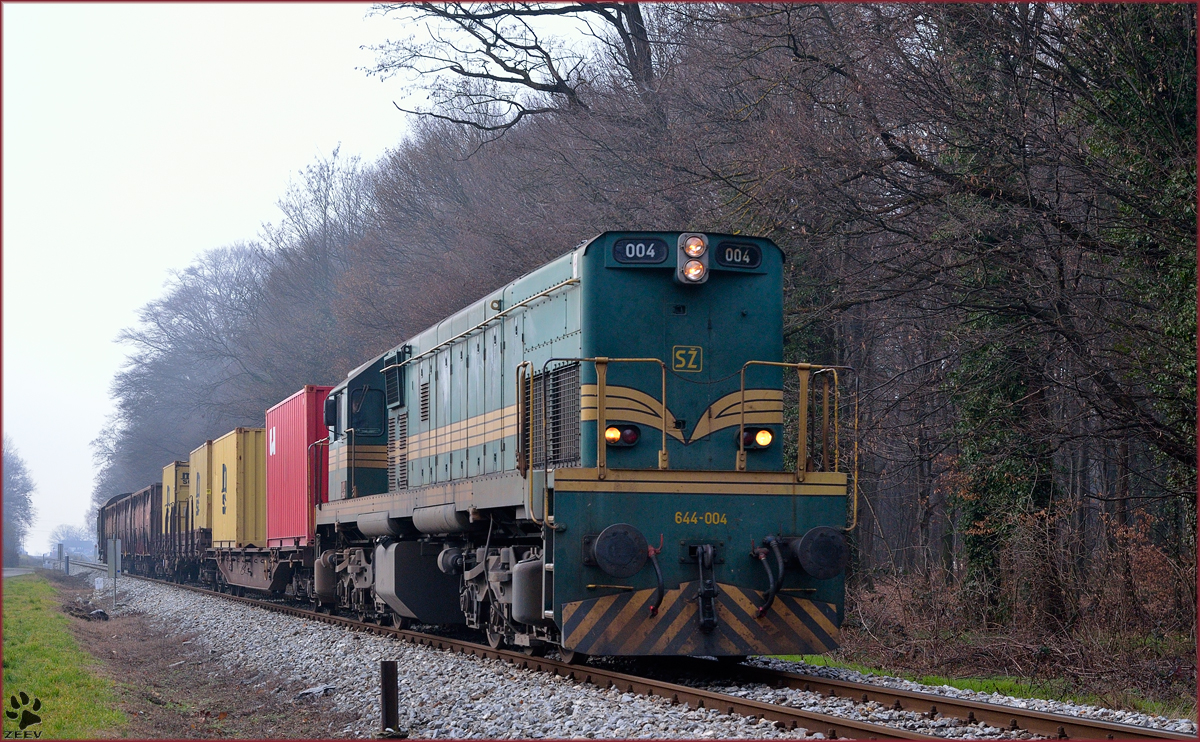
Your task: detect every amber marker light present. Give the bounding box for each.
[683,235,707,257]
[755,429,774,447]
[605,426,623,444]
[682,259,706,282]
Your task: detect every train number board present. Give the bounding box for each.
[612,238,668,264]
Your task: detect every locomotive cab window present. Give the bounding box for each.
[350,387,385,437]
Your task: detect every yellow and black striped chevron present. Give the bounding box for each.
[561,581,839,656]
[581,385,783,444]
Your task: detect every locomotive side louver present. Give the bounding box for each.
[389,412,408,492]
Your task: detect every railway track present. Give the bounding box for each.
[75,562,1192,741]
[678,659,1193,741]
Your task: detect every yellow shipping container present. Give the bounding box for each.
[189,441,214,531]
[211,427,266,548]
[161,461,190,533]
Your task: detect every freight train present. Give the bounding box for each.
[98,231,852,661]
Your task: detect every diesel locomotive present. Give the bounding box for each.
[99,230,852,661]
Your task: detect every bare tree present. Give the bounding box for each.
[368,2,671,137]
[3,436,37,563]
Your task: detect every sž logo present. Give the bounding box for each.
[4,692,42,738]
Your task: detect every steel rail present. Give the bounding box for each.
[676,659,1194,741]
[82,566,1191,741]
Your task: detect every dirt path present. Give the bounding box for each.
[48,570,365,739]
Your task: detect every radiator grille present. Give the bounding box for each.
[528,363,581,469]
[419,383,430,422]
[389,412,409,491]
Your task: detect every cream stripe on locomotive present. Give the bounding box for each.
[581,385,783,445]
[405,405,519,460]
[332,444,389,469]
[397,386,784,461]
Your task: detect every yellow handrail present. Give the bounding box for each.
[534,357,669,480]
[737,361,852,481]
[813,368,840,472]
[586,357,669,478]
[738,361,814,479]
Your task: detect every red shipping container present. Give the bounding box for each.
[266,385,332,547]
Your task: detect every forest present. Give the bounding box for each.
[92,3,1195,704]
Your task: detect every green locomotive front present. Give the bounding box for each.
[314,231,849,658]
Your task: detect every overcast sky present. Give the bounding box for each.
[3,3,413,554]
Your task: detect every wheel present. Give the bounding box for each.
[560,648,588,665]
[486,627,504,649]
[388,614,412,630]
[521,644,546,657]
[485,601,506,649]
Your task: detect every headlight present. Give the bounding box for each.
[675,233,710,285]
[740,428,774,449]
[605,424,640,446]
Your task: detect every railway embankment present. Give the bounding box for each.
[71,570,1197,740]
[2,570,124,737]
[98,575,819,739]
[29,567,360,739]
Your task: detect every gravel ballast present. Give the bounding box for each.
[748,657,1197,736]
[89,576,812,739]
[84,571,1195,739]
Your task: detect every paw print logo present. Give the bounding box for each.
[5,692,42,730]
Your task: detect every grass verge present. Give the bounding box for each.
[2,573,126,738]
[771,654,1196,720]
